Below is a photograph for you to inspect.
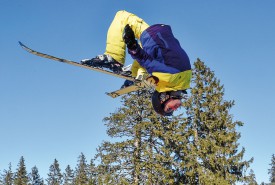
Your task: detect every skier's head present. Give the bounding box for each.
[151,90,187,116]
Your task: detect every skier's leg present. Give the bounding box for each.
[106,11,149,87]
[105,10,149,65]
[131,60,146,79]
[81,11,149,74]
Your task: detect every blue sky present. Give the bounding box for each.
[1,0,274,183]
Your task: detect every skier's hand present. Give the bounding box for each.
[123,24,138,50]
[146,76,159,86]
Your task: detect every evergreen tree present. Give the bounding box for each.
[0,171,2,185]
[269,154,275,184]
[96,89,186,184]
[46,159,63,185]
[244,169,257,185]
[96,89,146,184]
[88,159,97,185]
[14,156,29,185]
[1,163,13,185]
[74,153,89,185]
[63,165,74,185]
[183,59,253,184]
[95,59,253,184]
[29,166,44,185]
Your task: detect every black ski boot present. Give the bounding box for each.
[81,54,123,73]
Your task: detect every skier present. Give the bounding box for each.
[81,10,192,116]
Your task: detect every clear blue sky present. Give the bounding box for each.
[1,0,274,183]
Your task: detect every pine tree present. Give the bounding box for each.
[88,159,97,185]
[63,165,74,185]
[244,169,258,185]
[74,153,89,185]
[269,154,275,184]
[29,166,44,185]
[96,89,188,184]
[95,58,253,184]
[96,89,152,184]
[14,156,29,185]
[1,163,13,185]
[183,59,253,184]
[46,159,63,185]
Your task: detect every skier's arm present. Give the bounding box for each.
[123,24,152,68]
[128,46,179,74]
[123,24,179,74]
[128,46,153,69]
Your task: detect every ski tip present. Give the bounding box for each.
[18,41,25,47]
[18,41,31,51]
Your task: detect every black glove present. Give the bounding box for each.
[123,24,138,50]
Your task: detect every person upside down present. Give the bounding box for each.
[81,10,192,116]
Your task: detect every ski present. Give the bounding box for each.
[106,80,149,98]
[18,41,135,81]
[106,75,157,98]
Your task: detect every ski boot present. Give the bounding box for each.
[120,64,132,76]
[81,54,123,73]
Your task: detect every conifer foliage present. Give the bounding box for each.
[0,154,97,185]
[74,153,89,185]
[95,88,184,184]
[1,163,13,185]
[14,156,29,185]
[95,89,156,184]
[46,159,63,185]
[269,154,275,184]
[0,59,258,184]
[63,165,74,185]
[29,166,44,185]
[95,58,253,184]
[245,169,258,185]
[184,59,253,184]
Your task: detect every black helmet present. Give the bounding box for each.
[151,90,187,116]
